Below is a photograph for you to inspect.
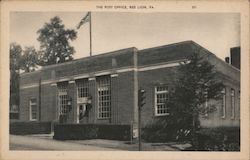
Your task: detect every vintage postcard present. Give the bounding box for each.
[0,0,249,160]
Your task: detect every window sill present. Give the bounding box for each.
[155,113,169,117]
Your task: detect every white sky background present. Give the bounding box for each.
[10,12,240,60]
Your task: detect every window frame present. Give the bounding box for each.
[57,83,68,116]
[154,85,169,116]
[231,88,235,119]
[29,98,37,121]
[76,79,89,98]
[221,87,226,119]
[97,76,111,119]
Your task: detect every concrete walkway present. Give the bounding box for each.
[10,134,185,151]
[10,135,119,150]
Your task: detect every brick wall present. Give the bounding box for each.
[40,84,57,122]
[19,87,39,121]
[115,72,135,124]
[200,80,240,127]
[138,67,177,127]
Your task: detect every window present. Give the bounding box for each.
[97,76,111,119]
[155,85,169,116]
[58,83,68,115]
[77,79,89,98]
[238,90,240,99]
[10,105,19,113]
[29,98,37,121]
[204,98,208,117]
[238,90,240,103]
[231,89,235,119]
[221,88,226,118]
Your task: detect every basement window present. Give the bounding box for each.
[29,98,37,121]
[155,85,169,116]
[97,76,111,119]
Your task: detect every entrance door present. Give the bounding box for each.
[76,103,86,123]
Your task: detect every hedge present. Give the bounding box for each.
[189,127,240,151]
[141,119,192,143]
[10,121,52,135]
[53,124,131,141]
[142,119,240,151]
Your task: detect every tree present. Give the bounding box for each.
[37,16,77,65]
[20,46,39,72]
[10,43,22,72]
[164,51,224,143]
[9,43,22,110]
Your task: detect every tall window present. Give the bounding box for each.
[221,88,226,118]
[29,98,37,121]
[58,83,68,115]
[97,76,111,119]
[77,79,89,98]
[231,89,235,119]
[155,85,169,116]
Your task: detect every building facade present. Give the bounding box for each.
[18,41,240,128]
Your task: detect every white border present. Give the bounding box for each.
[1,1,249,160]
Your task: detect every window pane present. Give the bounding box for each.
[231,89,235,118]
[155,85,169,116]
[58,84,68,115]
[77,80,89,98]
[97,76,111,119]
[30,99,37,120]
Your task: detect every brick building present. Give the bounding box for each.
[18,41,240,128]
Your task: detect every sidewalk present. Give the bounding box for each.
[10,135,118,150]
[68,139,182,151]
[10,134,189,151]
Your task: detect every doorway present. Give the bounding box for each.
[76,103,86,123]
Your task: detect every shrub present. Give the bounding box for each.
[141,118,191,143]
[53,124,131,141]
[10,121,52,135]
[185,127,240,151]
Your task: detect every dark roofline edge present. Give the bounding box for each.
[191,41,240,73]
[20,47,137,76]
[20,40,240,76]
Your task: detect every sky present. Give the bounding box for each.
[10,12,240,60]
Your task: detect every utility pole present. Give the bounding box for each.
[38,78,41,121]
[138,88,146,151]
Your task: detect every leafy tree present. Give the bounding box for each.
[10,43,22,108]
[10,43,22,72]
[164,51,224,143]
[37,16,77,65]
[20,46,39,72]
